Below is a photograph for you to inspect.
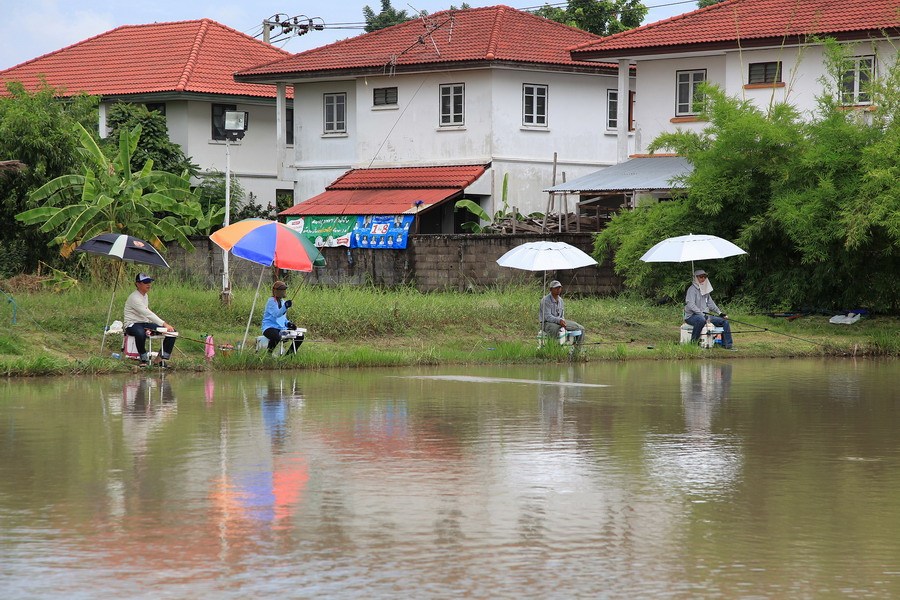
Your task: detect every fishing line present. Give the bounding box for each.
[705,313,828,346]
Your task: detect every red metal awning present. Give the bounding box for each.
[281,188,462,216]
[279,164,488,217]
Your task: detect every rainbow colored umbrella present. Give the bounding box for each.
[210,218,325,271]
[210,219,325,351]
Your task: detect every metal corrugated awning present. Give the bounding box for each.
[544,156,692,193]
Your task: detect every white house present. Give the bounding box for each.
[234,5,637,231]
[570,0,900,156]
[0,19,296,208]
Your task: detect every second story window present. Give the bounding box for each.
[840,56,875,105]
[324,92,347,133]
[374,87,398,106]
[212,103,237,140]
[748,61,782,84]
[676,69,706,116]
[440,83,465,126]
[607,89,636,131]
[523,84,548,126]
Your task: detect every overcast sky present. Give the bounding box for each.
[1,0,699,71]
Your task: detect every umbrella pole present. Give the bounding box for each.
[241,266,266,352]
[100,263,123,355]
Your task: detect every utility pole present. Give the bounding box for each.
[262,14,324,44]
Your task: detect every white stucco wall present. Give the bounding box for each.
[288,66,635,217]
[631,39,895,154]
[158,99,293,207]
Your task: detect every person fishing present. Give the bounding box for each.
[261,280,303,354]
[684,269,734,349]
[124,272,178,366]
[539,280,585,346]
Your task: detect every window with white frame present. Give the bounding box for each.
[840,56,875,105]
[439,83,465,126]
[323,92,346,133]
[748,61,782,84]
[607,89,635,131]
[676,69,706,116]
[522,84,548,126]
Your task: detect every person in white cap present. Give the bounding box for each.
[124,272,177,366]
[684,268,733,349]
[539,280,585,345]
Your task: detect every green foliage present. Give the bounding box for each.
[596,42,900,312]
[363,0,412,32]
[15,123,213,256]
[533,0,647,36]
[697,0,726,7]
[0,82,98,275]
[194,170,270,227]
[105,103,199,176]
[455,172,519,232]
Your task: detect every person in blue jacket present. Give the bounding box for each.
[261,280,302,354]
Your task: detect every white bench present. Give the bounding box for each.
[680,323,723,348]
[256,328,306,355]
[538,328,582,348]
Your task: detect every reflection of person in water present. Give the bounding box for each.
[680,363,732,433]
[259,380,301,451]
[123,376,175,415]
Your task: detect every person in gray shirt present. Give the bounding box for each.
[539,280,585,345]
[684,268,733,349]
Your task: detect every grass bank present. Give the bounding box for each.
[0,281,897,376]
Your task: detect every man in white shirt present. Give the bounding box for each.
[124,272,177,365]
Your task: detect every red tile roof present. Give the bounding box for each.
[238,5,607,81]
[571,0,900,59]
[0,19,292,99]
[280,165,488,216]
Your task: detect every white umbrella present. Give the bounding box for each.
[640,234,746,263]
[497,241,598,272]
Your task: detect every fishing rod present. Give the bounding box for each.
[705,313,828,346]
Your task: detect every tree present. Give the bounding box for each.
[363,0,412,32]
[0,82,98,275]
[16,123,216,259]
[105,103,198,176]
[698,0,727,7]
[594,41,900,312]
[534,0,648,37]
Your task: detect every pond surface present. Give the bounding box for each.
[1,359,899,598]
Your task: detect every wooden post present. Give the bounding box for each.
[543,152,558,233]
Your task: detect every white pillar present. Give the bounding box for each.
[617,58,630,164]
[276,83,286,180]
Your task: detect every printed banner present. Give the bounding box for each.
[285,215,355,247]
[351,215,414,249]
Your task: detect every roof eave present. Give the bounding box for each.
[235,59,619,85]
[572,28,900,61]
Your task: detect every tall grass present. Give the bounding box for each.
[0,281,896,376]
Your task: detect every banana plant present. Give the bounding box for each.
[16,123,203,256]
[454,172,519,232]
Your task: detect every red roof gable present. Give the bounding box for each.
[0,19,292,99]
[571,0,900,59]
[238,5,607,81]
[280,165,488,216]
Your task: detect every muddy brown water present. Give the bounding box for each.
[1,358,898,598]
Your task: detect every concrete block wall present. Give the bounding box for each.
[167,233,622,296]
